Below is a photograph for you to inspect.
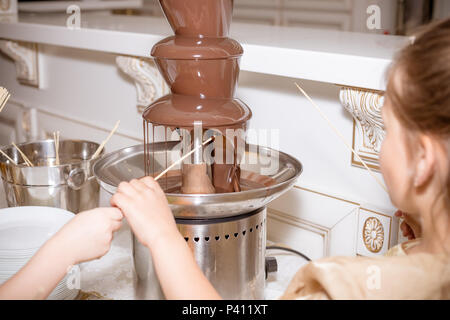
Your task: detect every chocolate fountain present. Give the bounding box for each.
[94,0,302,299]
[143,0,250,194]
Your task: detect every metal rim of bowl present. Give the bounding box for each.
[0,139,104,169]
[93,141,302,204]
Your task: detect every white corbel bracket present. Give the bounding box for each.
[339,86,385,170]
[116,55,169,113]
[0,0,17,15]
[0,40,39,87]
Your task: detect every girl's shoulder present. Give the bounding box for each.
[385,238,422,257]
[280,252,450,300]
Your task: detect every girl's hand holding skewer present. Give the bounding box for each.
[111,177,220,300]
[111,177,177,249]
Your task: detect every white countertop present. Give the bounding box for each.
[18,0,143,13]
[0,12,408,90]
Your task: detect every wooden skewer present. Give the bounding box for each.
[154,136,214,181]
[294,82,388,194]
[0,87,10,113]
[91,120,120,160]
[0,149,17,165]
[54,131,60,165]
[11,142,34,167]
[0,89,7,107]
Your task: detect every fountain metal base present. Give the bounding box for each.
[134,208,266,300]
[94,141,301,299]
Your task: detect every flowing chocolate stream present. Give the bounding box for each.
[143,0,251,193]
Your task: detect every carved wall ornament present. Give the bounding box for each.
[116,56,169,113]
[0,40,39,87]
[0,0,11,11]
[339,86,385,170]
[363,217,384,253]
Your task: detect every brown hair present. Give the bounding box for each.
[386,18,450,138]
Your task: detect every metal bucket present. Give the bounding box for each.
[0,140,103,213]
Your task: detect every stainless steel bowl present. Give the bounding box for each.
[93,141,302,219]
[0,140,103,213]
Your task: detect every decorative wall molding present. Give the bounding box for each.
[267,185,399,259]
[0,0,17,15]
[357,207,393,256]
[339,86,385,170]
[267,208,330,258]
[116,55,169,113]
[362,216,384,253]
[0,40,39,87]
[267,186,363,260]
[0,0,11,11]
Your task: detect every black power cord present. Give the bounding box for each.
[266,245,312,262]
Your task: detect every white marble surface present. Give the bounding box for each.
[0,184,308,300]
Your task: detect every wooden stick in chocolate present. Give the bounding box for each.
[11,142,34,167]
[91,120,120,160]
[154,136,214,181]
[294,82,388,193]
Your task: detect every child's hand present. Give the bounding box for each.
[110,177,221,300]
[110,177,178,249]
[51,207,123,265]
[395,210,422,240]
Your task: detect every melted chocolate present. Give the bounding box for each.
[143,0,251,194]
[143,94,251,129]
[150,169,276,194]
[159,0,234,37]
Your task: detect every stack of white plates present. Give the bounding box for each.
[0,206,79,300]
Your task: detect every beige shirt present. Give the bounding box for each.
[280,240,450,300]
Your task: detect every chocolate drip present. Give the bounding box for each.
[143,0,251,194]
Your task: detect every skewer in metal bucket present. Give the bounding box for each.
[54,131,60,165]
[0,87,10,113]
[0,149,17,165]
[11,142,33,167]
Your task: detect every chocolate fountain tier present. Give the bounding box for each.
[151,37,242,98]
[159,0,234,37]
[151,36,243,59]
[142,94,251,129]
[154,57,240,98]
[93,141,302,219]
